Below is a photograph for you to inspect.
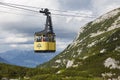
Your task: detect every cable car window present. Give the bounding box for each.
[35,36,42,42]
[34,36,38,42]
[45,36,49,41]
[48,34,55,42]
[38,36,42,42]
[42,35,49,42]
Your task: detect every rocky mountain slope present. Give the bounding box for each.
[40,8,120,79]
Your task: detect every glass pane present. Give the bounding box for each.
[48,34,55,42]
[34,36,42,42]
[43,36,49,42]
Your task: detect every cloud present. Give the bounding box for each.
[65,10,93,23]
[56,38,72,51]
[0,0,120,53]
[58,0,92,10]
[5,36,28,43]
[91,0,120,15]
[3,0,60,9]
[9,44,33,50]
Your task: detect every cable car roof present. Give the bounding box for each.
[35,30,55,36]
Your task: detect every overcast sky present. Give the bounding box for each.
[0,0,120,53]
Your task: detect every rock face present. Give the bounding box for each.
[40,8,120,79]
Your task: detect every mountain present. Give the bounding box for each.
[40,8,120,79]
[0,50,59,67]
[0,57,8,63]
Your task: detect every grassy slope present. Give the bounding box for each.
[0,63,29,79]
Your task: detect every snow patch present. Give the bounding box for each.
[101,72,116,78]
[72,64,78,68]
[100,49,106,53]
[107,16,120,31]
[68,35,89,49]
[100,37,105,41]
[104,57,120,69]
[55,59,61,63]
[91,31,105,37]
[113,37,118,41]
[118,76,120,80]
[56,70,62,74]
[92,9,120,24]
[77,49,82,55]
[63,59,66,64]
[102,72,120,80]
[66,60,74,68]
[78,39,84,43]
[87,41,96,47]
[73,55,76,58]
[115,46,120,52]
[90,15,120,38]
[52,65,59,68]
[83,56,88,60]
[68,40,79,49]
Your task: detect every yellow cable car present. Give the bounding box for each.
[34,8,56,52]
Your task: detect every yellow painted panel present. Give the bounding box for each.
[34,42,49,50]
[49,42,56,50]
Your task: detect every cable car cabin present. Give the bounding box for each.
[34,32,56,52]
[34,8,56,53]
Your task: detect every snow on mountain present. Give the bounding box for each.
[66,60,74,68]
[104,57,120,69]
[90,30,105,37]
[92,8,120,24]
[55,59,61,63]
[100,49,106,53]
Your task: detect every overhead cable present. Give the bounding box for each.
[0,2,96,18]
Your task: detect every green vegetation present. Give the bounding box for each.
[0,63,103,80]
[0,63,29,79]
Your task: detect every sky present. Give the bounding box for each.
[0,0,120,53]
